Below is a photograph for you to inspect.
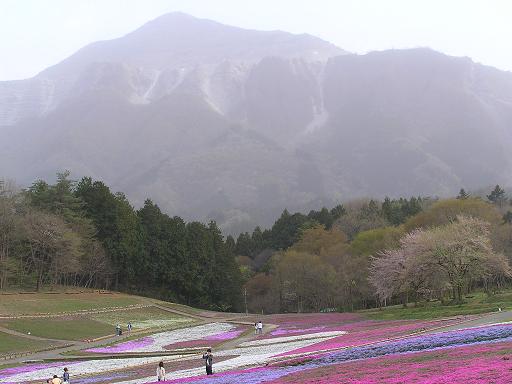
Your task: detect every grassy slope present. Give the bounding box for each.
[90,306,193,328]
[0,292,198,341]
[0,332,51,354]
[0,292,143,315]
[362,290,512,320]
[0,318,114,341]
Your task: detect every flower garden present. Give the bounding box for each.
[0,311,510,384]
[84,323,242,354]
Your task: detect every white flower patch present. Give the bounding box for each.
[117,332,345,383]
[218,334,340,358]
[239,331,346,347]
[122,322,235,353]
[0,356,170,383]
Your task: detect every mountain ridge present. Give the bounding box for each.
[1,13,512,234]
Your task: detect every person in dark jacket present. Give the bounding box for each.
[202,348,213,375]
[62,367,70,383]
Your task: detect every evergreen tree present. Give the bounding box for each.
[457,188,469,200]
[308,207,335,229]
[75,177,140,288]
[26,171,85,223]
[487,185,507,207]
[208,221,242,311]
[270,210,314,250]
[382,197,423,226]
[330,204,346,219]
[235,232,254,257]
[251,226,265,254]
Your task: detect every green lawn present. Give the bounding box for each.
[362,290,512,320]
[0,331,52,354]
[90,306,194,329]
[151,299,205,315]
[0,292,143,315]
[0,318,114,341]
[0,292,199,341]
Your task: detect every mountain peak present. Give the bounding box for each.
[38,12,344,81]
[130,11,222,35]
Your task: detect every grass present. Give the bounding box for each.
[0,291,199,341]
[362,290,512,320]
[151,299,204,315]
[0,292,143,315]
[0,331,52,354]
[0,318,114,341]
[90,306,195,329]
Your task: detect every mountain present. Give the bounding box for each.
[1,13,512,233]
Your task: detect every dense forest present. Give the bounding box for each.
[1,173,512,314]
[0,172,242,311]
[241,187,512,313]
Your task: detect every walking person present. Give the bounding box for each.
[116,323,121,336]
[202,348,213,375]
[156,361,166,381]
[62,367,70,384]
[257,320,263,334]
[254,322,258,335]
[127,321,132,334]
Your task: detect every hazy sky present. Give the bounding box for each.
[1,0,511,80]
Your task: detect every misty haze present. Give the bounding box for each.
[2,11,512,234]
[1,2,512,384]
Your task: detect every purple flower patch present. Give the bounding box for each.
[0,361,76,380]
[205,330,245,341]
[85,337,154,353]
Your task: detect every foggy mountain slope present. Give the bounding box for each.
[1,13,512,233]
[313,48,512,199]
[0,12,343,127]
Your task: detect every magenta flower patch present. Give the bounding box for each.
[85,337,154,353]
[205,329,245,341]
[0,361,77,380]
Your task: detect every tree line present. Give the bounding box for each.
[0,173,242,311]
[241,190,512,313]
[3,172,512,314]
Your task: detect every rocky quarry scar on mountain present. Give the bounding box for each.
[1,12,512,234]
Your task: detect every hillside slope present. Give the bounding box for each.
[1,13,512,233]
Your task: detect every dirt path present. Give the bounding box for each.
[425,310,512,333]
[220,324,279,350]
[146,302,207,321]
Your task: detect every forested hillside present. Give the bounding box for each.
[241,188,512,313]
[0,172,242,311]
[2,173,512,315]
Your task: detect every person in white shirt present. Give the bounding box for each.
[156,361,166,381]
[257,320,263,334]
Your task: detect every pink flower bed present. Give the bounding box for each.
[206,329,245,341]
[271,326,328,336]
[265,313,363,327]
[0,362,75,380]
[278,319,456,356]
[85,337,153,353]
[268,340,512,384]
[152,324,512,384]
[261,313,365,339]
